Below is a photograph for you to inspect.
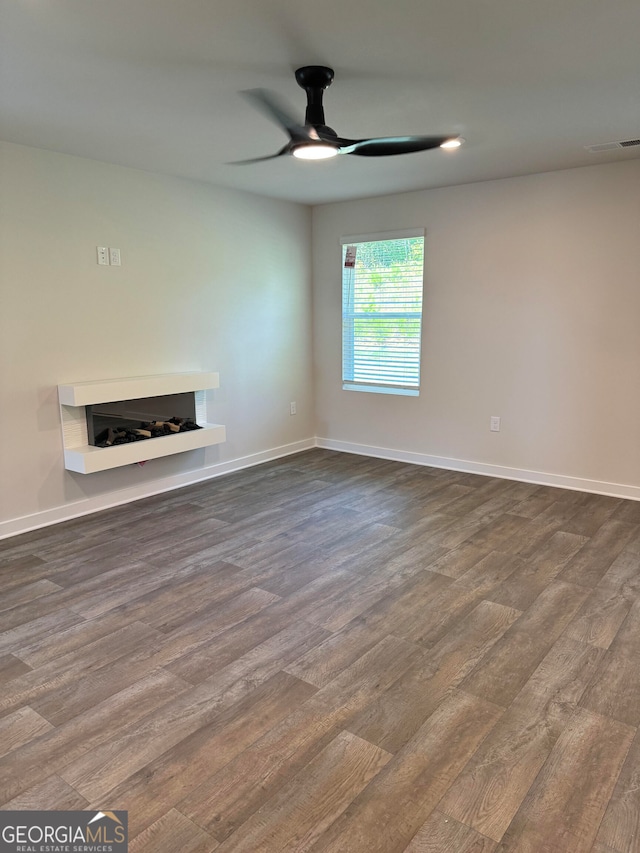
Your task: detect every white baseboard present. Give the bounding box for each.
[4,435,639,540]
[0,438,315,540]
[316,437,640,502]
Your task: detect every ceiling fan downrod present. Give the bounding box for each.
[295,66,336,135]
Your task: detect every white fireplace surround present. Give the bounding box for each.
[58,372,225,474]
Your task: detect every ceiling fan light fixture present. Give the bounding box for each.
[440,137,464,150]
[292,143,339,160]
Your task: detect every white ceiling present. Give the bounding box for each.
[2,0,640,205]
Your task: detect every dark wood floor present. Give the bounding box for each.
[2,449,640,852]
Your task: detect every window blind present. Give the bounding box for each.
[341,232,424,395]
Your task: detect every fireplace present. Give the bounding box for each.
[58,373,225,474]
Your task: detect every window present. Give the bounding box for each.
[341,229,425,396]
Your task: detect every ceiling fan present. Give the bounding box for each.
[233,66,462,164]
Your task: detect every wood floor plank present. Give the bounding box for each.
[179,635,422,842]
[283,619,392,690]
[0,527,86,561]
[0,554,47,589]
[7,590,274,723]
[440,637,605,841]
[62,561,222,620]
[111,563,263,632]
[403,811,497,852]
[29,647,190,727]
[438,480,525,521]
[560,494,622,537]
[1,774,89,810]
[39,546,162,588]
[580,597,640,726]
[487,530,587,611]
[161,576,349,684]
[0,653,31,683]
[612,499,640,525]
[596,726,640,853]
[599,548,640,595]
[257,505,380,550]
[303,555,447,633]
[306,690,502,853]
[394,552,522,648]
[347,600,519,753]
[214,731,392,853]
[14,610,141,668]
[558,518,639,588]
[0,621,163,718]
[622,528,640,556]
[127,573,280,635]
[0,609,85,658]
[68,670,316,804]
[564,583,634,649]
[423,517,486,551]
[453,550,523,592]
[105,502,220,544]
[0,593,87,635]
[321,518,405,562]
[461,513,536,554]
[0,563,55,593]
[239,553,349,599]
[231,535,341,578]
[349,568,454,640]
[509,514,581,560]
[129,809,218,853]
[115,586,286,683]
[522,491,591,534]
[89,671,318,836]
[135,528,260,575]
[0,578,62,612]
[509,486,565,520]
[283,570,451,689]
[0,706,54,758]
[0,668,190,804]
[423,543,491,580]
[460,580,590,707]
[163,613,331,687]
[370,504,461,535]
[494,708,634,853]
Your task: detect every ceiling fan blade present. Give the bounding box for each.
[242,89,312,143]
[338,135,456,156]
[227,144,291,165]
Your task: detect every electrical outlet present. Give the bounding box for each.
[290,402,297,415]
[109,247,121,266]
[490,416,501,432]
[97,247,109,266]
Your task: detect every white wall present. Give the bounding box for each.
[312,160,640,494]
[0,142,313,534]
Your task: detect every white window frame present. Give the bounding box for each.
[341,228,425,397]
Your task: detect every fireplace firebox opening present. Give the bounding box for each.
[87,392,202,447]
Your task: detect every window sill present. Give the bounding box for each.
[342,383,419,397]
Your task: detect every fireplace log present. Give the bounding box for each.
[95,416,201,448]
[145,421,181,433]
